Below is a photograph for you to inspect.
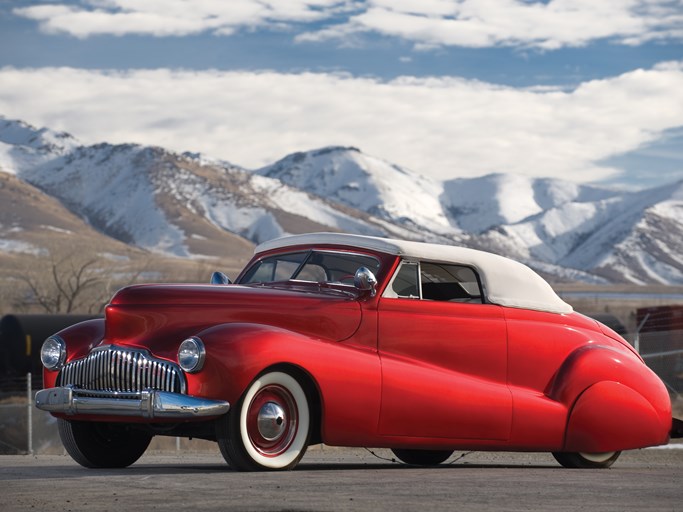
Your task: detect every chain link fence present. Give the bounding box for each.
[633,306,683,410]
[0,374,62,455]
[0,374,213,455]
[634,333,683,399]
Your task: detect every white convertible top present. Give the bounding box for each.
[255,233,573,315]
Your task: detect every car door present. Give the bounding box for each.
[377,260,512,440]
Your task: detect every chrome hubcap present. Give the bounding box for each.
[257,401,286,441]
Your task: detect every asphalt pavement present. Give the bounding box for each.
[2,445,682,511]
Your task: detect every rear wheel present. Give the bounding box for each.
[58,419,152,468]
[391,449,453,466]
[217,371,311,471]
[552,451,621,469]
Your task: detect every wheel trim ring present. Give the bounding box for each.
[246,385,298,457]
[579,451,617,463]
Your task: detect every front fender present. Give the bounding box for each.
[43,319,105,388]
[188,323,313,400]
[187,322,382,445]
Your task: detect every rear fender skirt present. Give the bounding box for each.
[547,345,671,436]
[564,381,670,453]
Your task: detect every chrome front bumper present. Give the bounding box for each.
[35,385,230,419]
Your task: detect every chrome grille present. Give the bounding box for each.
[57,345,186,395]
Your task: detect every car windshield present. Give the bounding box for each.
[239,250,380,286]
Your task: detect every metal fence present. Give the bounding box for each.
[2,331,682,455]
[635,330,683,397]
[0,373,202,455]
[0,374,62,455]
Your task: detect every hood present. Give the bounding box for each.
[103,283,362,357]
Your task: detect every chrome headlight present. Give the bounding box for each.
[178,336,205,373]
[41,335,66,371]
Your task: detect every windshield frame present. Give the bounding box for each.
[237,249,382,289]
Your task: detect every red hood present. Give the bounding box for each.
[103,283,362,358]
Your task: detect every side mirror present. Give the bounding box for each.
[210,271,231,285]
[354,267,377,297]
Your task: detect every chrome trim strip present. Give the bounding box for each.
[35,386,230,419]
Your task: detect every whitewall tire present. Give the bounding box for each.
[218,371,311,471]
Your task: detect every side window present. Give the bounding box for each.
[420,262,483,303]
[389,261,420,298]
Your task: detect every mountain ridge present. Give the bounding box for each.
[1,116,681,285]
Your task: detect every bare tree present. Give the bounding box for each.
[9,244,154,314]
[3,242,228,314]
[12,249,109,314]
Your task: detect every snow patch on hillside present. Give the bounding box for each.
[0,117,79,175]
[0,238,44,255]
[21,144,189,256]
[251,175,386,236]
[259,147,453,235]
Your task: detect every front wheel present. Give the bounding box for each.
[552,451,621,469]
[391,449,453,466]
[217,371,311,471]
[58,419,152,468]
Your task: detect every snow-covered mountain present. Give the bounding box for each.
[1,116,681,284]
[0,119,412,260]
[258,147,456,238]
[468,179,683,283]
[441,173,619,233]
[258,145,682,284]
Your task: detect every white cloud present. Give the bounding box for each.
[0,63,682,184]
[297,0,683,50]
[13,0,683,49]
[14,0,355,38]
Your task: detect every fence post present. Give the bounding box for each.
[634,313,650,354]
[27,373,33,455]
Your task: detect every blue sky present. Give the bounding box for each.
[1,0,682,189]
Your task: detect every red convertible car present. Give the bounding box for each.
[36,233,678,471]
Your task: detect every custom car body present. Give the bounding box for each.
[36,233,676,470]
